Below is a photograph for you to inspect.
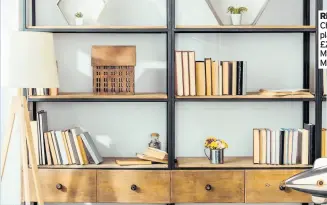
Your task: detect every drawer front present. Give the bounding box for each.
[171,170,244,203]
[245,170,311,203]
[97,170,170,203]
[25,169,96,202]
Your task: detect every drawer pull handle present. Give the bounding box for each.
[56,184,63,190]
[205,184,212,191]
[131,184,137,191]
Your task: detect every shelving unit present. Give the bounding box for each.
[21,0,323,204]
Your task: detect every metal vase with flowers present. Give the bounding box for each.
[204,137,228,164]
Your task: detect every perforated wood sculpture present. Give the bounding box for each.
[91,46,136,94]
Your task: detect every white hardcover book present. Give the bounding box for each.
[288,129,293,165]
[175,51,184,96]
[266,129,271,164]
[182,51,190,96]
[218,62,223,96]
[188,51,196,96]
[283,130,289,165]
[51,131,62,164]
[275,130,280,165]
[71,127,85,165]
[80,132,103,164]
[292,130,298,164]
[271,130,276,165]
[55,131,69,165]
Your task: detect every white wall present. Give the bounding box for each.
[0,0,326,205]
[1,0,23,204]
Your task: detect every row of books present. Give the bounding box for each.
[253,124,315,165]
[175,51,247,96]
[28,88,58,96]
[30,110,103,165]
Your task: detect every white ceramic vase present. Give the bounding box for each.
[231,14,242,25]
[75,18,84,26]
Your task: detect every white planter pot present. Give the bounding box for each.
[205,0,270,25]
[231,14,242,25]
[75,18,83,26]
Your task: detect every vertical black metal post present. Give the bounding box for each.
[303,0,310,125]
[32,0,36,26]
[315,0,323,160]
[167,0,175,170]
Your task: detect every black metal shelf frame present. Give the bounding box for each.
[174,27,316,33]
[22,1,323,205]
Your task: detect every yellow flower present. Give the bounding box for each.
[204,137,217,148]
[209,141,218,149]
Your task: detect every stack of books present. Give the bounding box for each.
[29,110,103,166]
[28,88,58,96]
[253,124,315,165]
[175,50,247,96]
[115,147,168,166]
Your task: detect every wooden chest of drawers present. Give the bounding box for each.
[23,168,311,203]
[171,170,244,203]
[24,169,96,203]
[245,169,311,203]
[97,170,170,203]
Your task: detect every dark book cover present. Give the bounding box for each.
[304,123,315,165]
[279,129,285,165]
[228,62,233,95]
[236,61,243,95]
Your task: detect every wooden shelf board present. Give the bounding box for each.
[175,93,314,99]
[175,25,315,29]
[28,92,168,99]
[176,157,313,168]
[27,25,167,29]
[37,157,168,169]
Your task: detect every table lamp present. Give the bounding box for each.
[1,31,59,205]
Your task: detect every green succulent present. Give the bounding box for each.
[75,12,83,18]
[227,6,248,14]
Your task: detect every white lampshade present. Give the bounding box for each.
[4,31,59,88]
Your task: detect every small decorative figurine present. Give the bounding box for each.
[204,137,228,164]
[148,133,161,150]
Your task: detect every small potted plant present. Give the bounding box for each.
[75,12,84,26]
[227,6,248,25]
[204,137,228,164]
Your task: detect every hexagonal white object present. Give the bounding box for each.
[57,0,107,25]
[206,0,270,25]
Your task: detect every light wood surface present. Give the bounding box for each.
[176,92,314,99]
[97,170,170,203]
[28,93,167,99]
[245,170,311,203]
[176,25,315,29]
[37,157,168,169]
[176,157,313,168]
[27,25,167,29]
[27,169,96,202]
[23,96,44,205]
[171,170,244,203]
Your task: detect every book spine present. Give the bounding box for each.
[228,62,233,95]
[279,130,284,165]
[237,61,242,95]
[242,61,247,95]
